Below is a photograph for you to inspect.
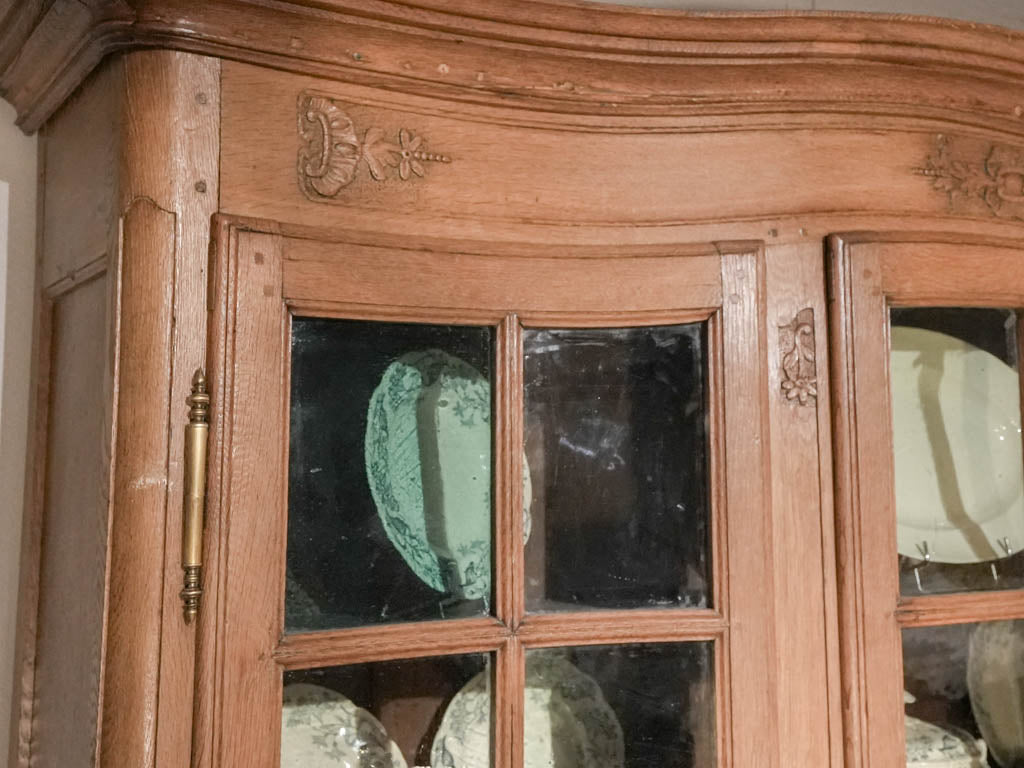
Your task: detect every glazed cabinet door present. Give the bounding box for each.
[830,232,1024,768]
[199,218,776,768]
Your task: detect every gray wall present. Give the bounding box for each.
[588,0,1024,30]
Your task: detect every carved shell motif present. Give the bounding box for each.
[297,91,452,201]
[297,94,361,198]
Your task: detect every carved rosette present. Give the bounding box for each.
[779,308,817,406]
[297,91,452,200]
[917,135,1024,221]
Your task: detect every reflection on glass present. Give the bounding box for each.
[282,654,491,767]
[288,318,494,631]
[524,643,714,768]
[891,308,1024,596]
[903,621,1024,768]
[523,325,710,612]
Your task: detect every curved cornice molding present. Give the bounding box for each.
[5,0,1024,132]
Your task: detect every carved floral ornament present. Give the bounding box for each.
[297,91,452,200]
[779,308,817,407]
[917,135,1024,221]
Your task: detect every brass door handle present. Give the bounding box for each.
[181,369,210,624]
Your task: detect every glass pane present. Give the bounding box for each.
[891,308,1024,596]
[288,318,495,631]
[523,325,710,612]
[282,654,491,767]
[523,643,715,768]
[903,620,1024,768]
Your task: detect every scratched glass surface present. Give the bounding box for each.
[287,317,495,632]
[890,308,1024,597]
[523,643,715,768]
[902,621,1024,768]
[282,654,492,768]
[522,325,710,613]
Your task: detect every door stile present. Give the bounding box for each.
[719,246,777,768]
[211,227,288,768]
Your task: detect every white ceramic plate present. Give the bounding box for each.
[430,652,624,768]
[365,349,531,599]
[892,327,1024,564]
[281,683,407,768]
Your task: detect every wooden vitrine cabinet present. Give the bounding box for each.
[5,3,1024,768]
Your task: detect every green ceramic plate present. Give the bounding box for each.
[365,349,530,600]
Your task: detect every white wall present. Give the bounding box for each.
[0,98,37,765]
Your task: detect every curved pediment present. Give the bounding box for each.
[5,1,1024,133]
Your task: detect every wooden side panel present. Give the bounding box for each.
[28,273,111,768]
[11,57,121,768]
[40,60,121,290]
[101,50,220,768]
[126,52,220,768]
[14,48,220,768]
[8,109,47,768]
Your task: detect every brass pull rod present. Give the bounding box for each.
[181,369,210,624]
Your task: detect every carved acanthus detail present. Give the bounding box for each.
[917,135,1024,221]
[779,308,817,406]
[297,91,452,200]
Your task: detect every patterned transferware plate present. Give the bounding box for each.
[430,652,624,768]
[281,683,407,768]
[365,349,531,599]
[892,327,1024,564]
[905,715,987,768]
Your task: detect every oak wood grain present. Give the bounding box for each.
[764,242,842,768]
[719,246,778,768]
[829,234,902,768]
[223,61,1024,245]
[130,51,220,768]
[191,216,239,768]
[101,196,176,768]
[282,247,723,315]
[273,619,510,670]
[897,590,1024,627]
[515,610,728,647]
[90,51,222,768]
[210,229,287,768]
[494,316,524,630]
[9,1,1024,132]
